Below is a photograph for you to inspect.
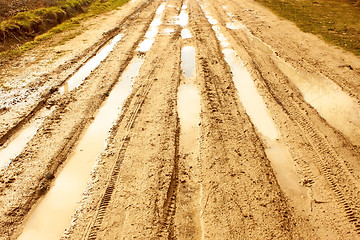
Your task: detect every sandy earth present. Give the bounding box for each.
[0,0,360,239]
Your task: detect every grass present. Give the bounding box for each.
[254,0,360,56]
[0,0,130,61]
[0,0,91,33]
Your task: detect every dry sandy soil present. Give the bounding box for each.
[0,0,360,239]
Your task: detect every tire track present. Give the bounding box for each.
[0,1,164,238]
[158,117,180,239]
[209,2,360,233]
[202,0,360,233]
[289,102,360,234]
[247,31,360,236]
[0,0,155,147]
[83,70,157,240]
[190,4,301,238]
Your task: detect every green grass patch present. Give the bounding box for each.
[0,0,91,33]
[0,0,129,61]
[254,0,360,56]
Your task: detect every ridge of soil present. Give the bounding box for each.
[0,0,359,238]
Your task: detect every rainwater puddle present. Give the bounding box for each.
[162,28,175,35]
[181,29,192,39]
[137,3,166,52]
[212,26,229,48]
[178,85,201,152]
[206,15,217,25]
[201,3,308,204]
[18,56,145,240]
[265,142,306,197]
[0,108,54,170]
[178,45,203,235]
[226,21,246,30]
[59,34,123,93]
[223,49,278,140]
[181,46,196,78]
[276,59,360,145]
[178,45,200,153]
[176,8,189,27]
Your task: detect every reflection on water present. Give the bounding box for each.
[0,108,54,170]
[178,85,201,152]
[226,21,246,30]
[276,59,360,145]
[17,56,144,240]
[59,34,123,93]
[137,3,166,52]
[223,48,278,140]
[181,29,192,39]
[200,2,308,205]
[181,46,196,79]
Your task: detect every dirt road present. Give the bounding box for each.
[0,0,360,239]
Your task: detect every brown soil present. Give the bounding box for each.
[0,0,359,238]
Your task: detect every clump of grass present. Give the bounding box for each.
[254,0,360,56]
[0,0,129,61]
[0,0,92,38]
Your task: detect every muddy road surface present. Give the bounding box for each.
[0,0,360,239]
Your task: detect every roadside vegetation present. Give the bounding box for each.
[0,0,130,60]
[254,0,360,56]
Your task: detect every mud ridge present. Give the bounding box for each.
[158,116,180,239]
[84,75,157,240]
[0,0,154,147]
[206,1,360,232]
[239,32,360,234]
[0,1,161,237]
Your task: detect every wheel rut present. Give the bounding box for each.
[85,76,157,240]
[0,0,166,238]
[1,0,360,238]
[0,0,156,147]
[205,0,360,234]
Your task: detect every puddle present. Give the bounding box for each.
[220,1,360,145]
[211,26,229,48]
[265,142,306,197]
[137,3,166,52]
[0,108,54,170]
[202,4,278,139]
[223,49,278,140]
[226,12,235,18]
[17,56,144,240]
[206,15,217,25]
[59,34,123,93]
[178,44,203,236]
[181,46,196,79]
[178,45,200,152]
[178,85,201,152]
[163,28,175,35]
[181,29,192,39]
[226,21,246,30]
[176,9,189,27]
[200,2,309,206]
[276,59,360,145]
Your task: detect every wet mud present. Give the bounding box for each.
[0,0,359,238]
